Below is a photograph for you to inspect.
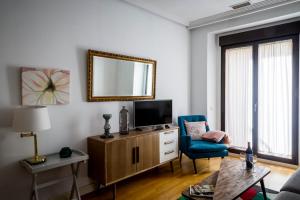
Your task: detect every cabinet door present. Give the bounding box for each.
[136,133,160,171]
[106,138,136,183]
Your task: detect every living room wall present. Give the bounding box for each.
[0,0,190,199]
[190,1,300,131]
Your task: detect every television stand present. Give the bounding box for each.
[88,127,179,200]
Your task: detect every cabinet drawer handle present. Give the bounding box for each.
[164,131,174,135]
[132,147,135,164]
[164,140,174,145]
[164,150,175,155]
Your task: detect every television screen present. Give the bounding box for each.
[134,100,172,127]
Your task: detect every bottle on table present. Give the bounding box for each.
[245,142,253,170]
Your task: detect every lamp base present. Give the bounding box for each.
[25,155,47,165]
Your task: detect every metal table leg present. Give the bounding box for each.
[70,162,81,200]
[33,174,39,200]
[260,179,267,200]
[30,174,34,200]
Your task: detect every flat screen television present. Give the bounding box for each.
[134,100,172,128]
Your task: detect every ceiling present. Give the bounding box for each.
[123,0,294,26]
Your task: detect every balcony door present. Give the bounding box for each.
[222,36,299,164]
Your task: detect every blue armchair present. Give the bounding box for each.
[178,115,228,173]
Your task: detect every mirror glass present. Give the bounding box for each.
[93,57,153,96]
[87,50,156,101]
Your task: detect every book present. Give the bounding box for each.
[189,184,214,198]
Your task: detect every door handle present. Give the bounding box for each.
[136,147,139,163]
[132,147,136,164]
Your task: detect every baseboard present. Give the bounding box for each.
[229,152,298,169]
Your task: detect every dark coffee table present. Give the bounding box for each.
[182,159,271,200]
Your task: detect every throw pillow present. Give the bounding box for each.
[184,120,207,140]
[201,130,227,143]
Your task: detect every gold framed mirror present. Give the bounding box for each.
[87,50,156,102]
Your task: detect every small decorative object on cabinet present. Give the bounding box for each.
[88,127,179,200]
[101,114,113,138]
[12,106,51,165]
[119,106,129,135]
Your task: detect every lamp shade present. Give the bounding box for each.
[12,106,51,132]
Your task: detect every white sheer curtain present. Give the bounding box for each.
[258,39,292,159]
[225,46,253,148]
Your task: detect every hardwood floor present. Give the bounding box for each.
[82,155,296,200]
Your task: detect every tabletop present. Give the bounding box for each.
[182,158,271,200]
[213,158,270,200]
[20,149,89,174]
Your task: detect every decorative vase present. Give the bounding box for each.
[101,114,114,138]
[119,106,129,135]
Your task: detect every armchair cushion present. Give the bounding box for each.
[178,115,210,137]
[201,130,230,144]
[189,140,228,153]
[184,120,207,140]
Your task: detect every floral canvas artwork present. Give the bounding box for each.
[21,67,70,105]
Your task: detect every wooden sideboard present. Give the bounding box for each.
[87,127,179,198]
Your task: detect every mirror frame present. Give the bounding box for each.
[87,49,156,102]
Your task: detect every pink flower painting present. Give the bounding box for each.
[21,67,70,105]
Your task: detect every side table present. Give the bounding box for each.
[20,149,89,200]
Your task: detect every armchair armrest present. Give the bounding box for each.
[180,135,192,153]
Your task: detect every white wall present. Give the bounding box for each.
[191,2,300,130]
[0,0,190,199]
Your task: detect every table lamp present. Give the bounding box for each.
[12,106,51,165]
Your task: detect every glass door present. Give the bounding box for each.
[225,46,253,149]
[255,39,298,163]
[223,36,299,164]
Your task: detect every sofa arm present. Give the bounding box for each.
[281,168,300,194]
[180,135,192,153]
